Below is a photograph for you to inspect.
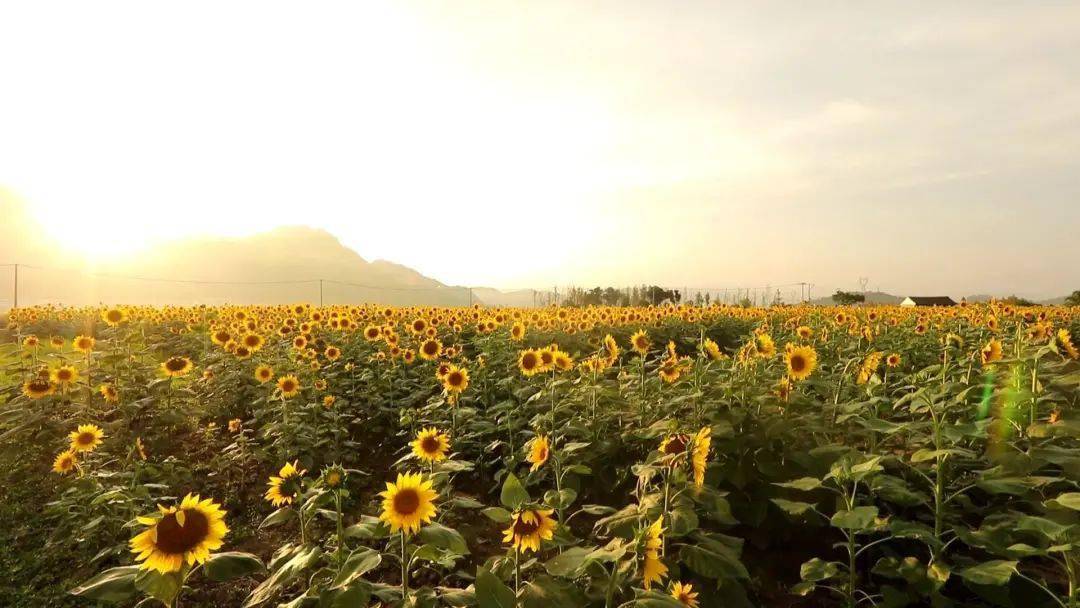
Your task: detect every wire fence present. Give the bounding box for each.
[0,263,815,310]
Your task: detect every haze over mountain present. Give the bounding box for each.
[0,194,480,307]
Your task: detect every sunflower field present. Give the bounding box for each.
[2,302,1080,608]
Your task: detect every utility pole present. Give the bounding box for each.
[12,264,17,309]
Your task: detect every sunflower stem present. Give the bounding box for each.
[400,530,409,601]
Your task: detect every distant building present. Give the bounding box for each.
[900,296,957,307]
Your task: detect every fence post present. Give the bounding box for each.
[12,264,17,309]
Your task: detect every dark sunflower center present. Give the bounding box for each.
[29,379,51,392]
[245,336,259,347]
[216,332,230,342]
[282,381,296,392]
[423,342,438,355]
[165,358,187,372]
[421,436,440,454]
[790,355,806,372]
[107,311,122,322]
[58,370,73,381]
[663,435,689,455]
[393,489,420,515]
[522,354,537,369]
[77,431,96,445]
[448,372,463,386]
[513,515,540,536]
[155,509,210,554]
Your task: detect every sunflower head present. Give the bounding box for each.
[99,383,119,403]
[73,335,95,353]
[631,329,651,355]
[52,449,78,475]
[442,365,469,394]
[670,582,700,607]
[161,356,193,378]
[265,461,307,507]
[130,494,228,574]
[526,435,551,471]
[379,472,438,535]
[321,464,347,489]
[52,365,80,386]
[255,365,274,383]
[785,345,817,381]
[412,427,451,463]
[22,377,55,399]
[518,349,542,377]
[69,424,105,452]
[503,508,556,553]
[277,375,301,398]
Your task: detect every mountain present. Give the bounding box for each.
[0,193,473,307]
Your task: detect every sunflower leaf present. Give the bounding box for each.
[500,473,530,510]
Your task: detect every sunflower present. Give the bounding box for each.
[753,333,776,357]
[277,375,301,398]
[99,383,119,403]
[603,334,620,363]
[510,322,525,341]
[642,515,667,590]
[130,494,228,574]
[228,418,243,433]
[379,472,438,535]
[264,461,307,507]
[363,325,381,341]
[161,356,194,377]
[254,365,274,383]
[324,345,341,361]
[526,435,551,471]
[981,339,1003,366]
[419,339,442,361]
[503,509,556,553]
[73,335,95,353]
[69,424,105,452]
[658,433,690,465]
[22,377,55,399]
[553,350,574,372]
[442,365,469,394]
[52,365,79,387]
[322,464,347,489]
[886,353,901,368]
[796,325,813,340]
[412,427,451,463]
[241,333,265,352]
[701,338,724,361]
[518,349,543,377]
[657,357,684,384]
[631,329,651,355]
[1058,329,1079,360]
[49,336,65,348]
[691,426,711,488]
[22,335,39,348]
[135,437,148,460]
[784,345,817,381]
[52,449,78,475]
[102,307,127,326]
[670,582,700,607]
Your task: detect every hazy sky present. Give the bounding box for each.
[2,1,1079,297]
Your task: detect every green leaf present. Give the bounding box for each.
[774,477,822,491]
[475,566,516,608]
[522,575,585,608]
[69,566,140,603]
[800,558,840,582]
[203,552,265,582]
[960,560,1017,586]
[830,506,878,530]
[419,523,470,555]
[500,473,530,510]
[135,569,183,604]
[680,542,749,580]
[482,506,513,523]
[330,548,381,588]
[1050,492,1080,511]
[260,507,294,529]
[771,498,814,517]
[544,547,593,577]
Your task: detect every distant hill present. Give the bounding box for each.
[0,193,476,307]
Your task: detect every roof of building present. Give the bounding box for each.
[903,296,957,306]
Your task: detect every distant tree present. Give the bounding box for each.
[1066,290,1080,306]
[738,297,753,308]
[1003,295,1036,307]
[832,290,866,305]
